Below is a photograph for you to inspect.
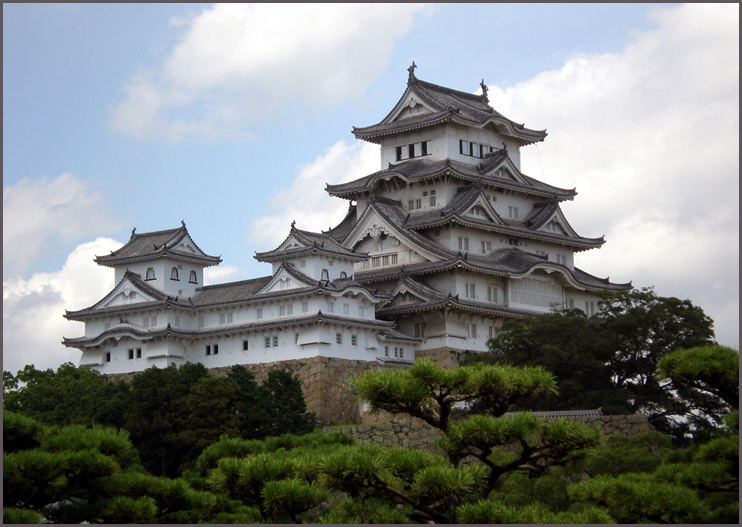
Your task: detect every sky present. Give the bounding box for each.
[3,3,739,374]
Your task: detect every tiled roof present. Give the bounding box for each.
[356,248,631,292]
[96,223,221,267]
[504,408,604,418]
[326,157,575,201]
[64,271,188,321]
[352,72,546,145]
[255,222,365,262]
[325,204,359,242]
[362,190,602,251]
[378,327,421,343]
[190,276,274,306]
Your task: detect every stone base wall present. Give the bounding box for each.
[324,413,654,453]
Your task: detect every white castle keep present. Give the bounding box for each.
[64,65,630,375]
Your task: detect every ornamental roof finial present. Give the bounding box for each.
[181,219,186,228]
[130,227,136,239]
[480,79,489,102]
[291,220,296,229]
[407,60,417,84]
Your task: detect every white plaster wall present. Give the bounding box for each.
[443,124,522,169]
[113,259,204,297]
[379,126,447,167]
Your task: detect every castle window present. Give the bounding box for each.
[227,313,233,323]
[128,349,134,360]
[105,352,111,362]
[396,146,402,161]
[295,333,299,344]
[136,348,142,358]
[488,326,496,339]
[343,303,349,315]
[415,198,421,209]
[414,322,426,338]
[382,255,389,266]
[321,269,329,281]
[265,337,271,348]
[372,257,380,267]
[243,340,249,350]
[385,346,389,357]
[391,254,398,264]
[340,271,347,279]
[272,336,278,347]
[327,301,334,313]
[170,267,179,280]
[302,302,308,313]
[336,333,342,344]
[206,345,211,356]
[458,237,469,251]
[421,141,429,156]
[142,317,149,328]
[399,348,404,358]
[145,267,155,280]
[220,313,226,324]
[358,305,364,317]
[487,285,498,303]
[465,283,476,299]
[351,335,357,346]
[214,344,218,355]
[469,323,477,338]
[256,308,263,320]
[408,144,414,158]
[408,200,414,210]
[429,190,436,206]
[189,270,197,283]
[300,259,306,268]
[481,241,486,253]
[279,305,285,316]
[508,206,519,219]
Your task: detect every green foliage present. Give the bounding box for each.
[568,473,708,523]
[3,410,44,452]
[257,369,316,437]
[3,362,130,428]
[574,431,671,477]
[658,344,739,412]
[315,497,413,524]
[471,287,720,440]
[457,499,615,523]
[352,359,556,430]
[3,507,43,524]
[261,478,329,522]
[41,423,140,469]
[96,496,158,523]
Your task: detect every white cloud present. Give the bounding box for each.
[2,237,123,374]
[109,3,428,142]
[487,3,738,346]
[3,173,124,275]
[247,139,380,248]
[204,264,243,285]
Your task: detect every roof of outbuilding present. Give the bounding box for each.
[95,223,221,267]
[352,68,546,145]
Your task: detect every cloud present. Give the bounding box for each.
[3,173,124,275]
[109,3,428,142]
[2,237,123,374]
[247,139,380,248]
[487,3,738,346]
[204,264,244,285]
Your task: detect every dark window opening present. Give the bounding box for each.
[396,146,402,161]
[170,267,179,280]
[105,352,111,362]
[189,270,198,283]
[243,340,248,350]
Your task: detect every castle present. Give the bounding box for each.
[64,65,630,383]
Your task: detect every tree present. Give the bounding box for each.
[657,345,739,431]
[3,362,130,428]
[472,288,717,440]
[2,411,254,524]
[255,370,315,438]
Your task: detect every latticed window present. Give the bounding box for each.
[321,269,329,281]
[145,267,155,280]
[170,267,179,280]
[189,270,197,283]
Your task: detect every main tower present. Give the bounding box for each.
[325,64,630,358]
